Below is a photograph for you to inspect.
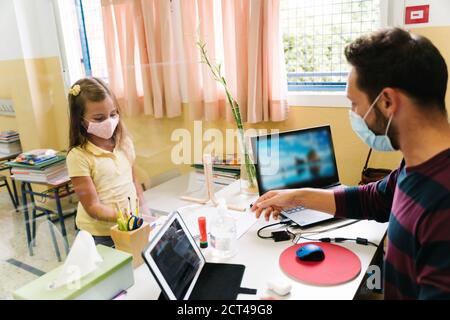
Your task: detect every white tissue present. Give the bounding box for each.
[50,231,103,289]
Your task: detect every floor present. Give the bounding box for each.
[0,185,78,300]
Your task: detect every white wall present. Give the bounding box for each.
[391,0,450,28]
[0,0,23,60]
[0,0,61,61]
[407,0,450,27]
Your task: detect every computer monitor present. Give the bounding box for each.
[251,125,340,195]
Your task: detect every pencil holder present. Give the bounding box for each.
[110,222,151,268]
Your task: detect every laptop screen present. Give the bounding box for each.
[149,217,202,300]
[252,126,340,194]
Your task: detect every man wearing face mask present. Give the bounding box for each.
[252,27,450,300]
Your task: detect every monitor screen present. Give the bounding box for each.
[252,126,339,194]
[149,217,202,300]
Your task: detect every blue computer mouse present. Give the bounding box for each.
[296,244,325,262]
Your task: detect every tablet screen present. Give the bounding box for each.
[149,217,202,300]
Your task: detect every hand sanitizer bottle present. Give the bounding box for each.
[210,198,237,260]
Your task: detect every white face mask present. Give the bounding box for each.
[85,116,119,140]
[349,93,396,152]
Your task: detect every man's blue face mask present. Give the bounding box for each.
[349,93,396,152]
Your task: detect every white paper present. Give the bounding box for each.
[178,204,257,240]
[50,231,103,289]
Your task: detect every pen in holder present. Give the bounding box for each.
[111,204,151,268]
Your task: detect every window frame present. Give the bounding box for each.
[74,0,92,77]
[52,0,85,89]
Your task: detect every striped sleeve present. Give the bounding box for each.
[334,168,399,223]
[416,198,450,300]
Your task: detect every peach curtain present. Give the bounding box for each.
[101,0,288,123]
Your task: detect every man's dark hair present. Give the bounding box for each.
[345,27,448,114]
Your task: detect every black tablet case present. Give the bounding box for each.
[142,212,256,300]
[157,262,256,300]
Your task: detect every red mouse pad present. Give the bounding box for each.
[279,242,361,286]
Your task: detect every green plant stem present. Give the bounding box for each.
[198,41,257,189]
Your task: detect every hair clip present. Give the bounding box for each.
[69,84,81,97]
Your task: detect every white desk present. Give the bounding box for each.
[127,180,388,300]
[143,172,227,215]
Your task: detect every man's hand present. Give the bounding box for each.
[251,190,300,221]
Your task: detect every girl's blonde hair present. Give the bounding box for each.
[68,77,127,151]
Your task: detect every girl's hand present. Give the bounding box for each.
[139,202,156,223]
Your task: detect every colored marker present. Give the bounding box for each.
[136,198,140,217]
[198,217,208,248]
[115,203,125,220]
[128,197,133,215]
[123,208,130,219]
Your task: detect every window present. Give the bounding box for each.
[59,0,385,99]
[281,0,383,92]
[75,0,108,81]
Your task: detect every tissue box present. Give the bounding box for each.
[13,245,134,300]
[110,222,151,268]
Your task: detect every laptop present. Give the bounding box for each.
[251,125,342,228]
[142,211,254,300]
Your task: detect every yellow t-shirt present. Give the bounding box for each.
[66,138,137,236]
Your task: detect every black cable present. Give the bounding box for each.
[286,228,297,243]
[297,235,378,247]
[257,220,292,240]
[258,219,378,248]
[290,220,359,235]
[286,220,359,242]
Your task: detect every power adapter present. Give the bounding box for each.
[272,231,292,242]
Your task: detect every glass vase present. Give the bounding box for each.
[238,133,258,195]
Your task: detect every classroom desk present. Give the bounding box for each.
[125,180,388,300]
[18,178,76,261]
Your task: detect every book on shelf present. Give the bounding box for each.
[11,166,68,184]
[12,149,58,165]
[194,172,237,186]
[6,154,65,169]
[0,130,22,155]
[191,164,240,173]
[0,141,22,155]
[6,151,68,184]
[0,130,20,140]
[12,169,69,184]
[190,154,242,185]
[11,161,67,175]
[192,154,240,171]
[0,137,20,143]
[193,153,240,168]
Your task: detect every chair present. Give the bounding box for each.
[21,181,77,262]
[0,175,17,209]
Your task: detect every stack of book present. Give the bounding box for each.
[0,130,22,156]
[6,149,68,184]
[192,154,241,185]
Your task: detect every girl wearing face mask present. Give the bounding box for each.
[66,77,149,247]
